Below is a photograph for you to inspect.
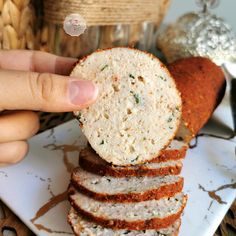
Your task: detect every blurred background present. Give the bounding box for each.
[165,0,236,32]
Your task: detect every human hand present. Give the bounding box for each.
[0,50,98,166]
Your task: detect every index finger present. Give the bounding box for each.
[0,50,77,75]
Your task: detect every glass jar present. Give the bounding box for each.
[40,0,171,57]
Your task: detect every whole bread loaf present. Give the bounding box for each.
[69,191,187,230]
[79,146,183,177]
[68,207,181,236]
[71,47,182,166]
[70,167,183,202]
[168,57,226,142]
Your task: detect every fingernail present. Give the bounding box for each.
[68,79,98,106]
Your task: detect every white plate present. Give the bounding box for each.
[0,119,235,236]
[0,80,236,235]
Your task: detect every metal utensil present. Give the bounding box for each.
[222,63,236,134]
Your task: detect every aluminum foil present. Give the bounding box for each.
[157,12,236,65]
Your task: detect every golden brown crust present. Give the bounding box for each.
[79,147,183,177]
[67,210,182,236]
[150,146,187,163]
[70,170,184,202]
[69,195,187,230]
[79,156,182,178]
[173,220,181,236]
[168,57,226,142]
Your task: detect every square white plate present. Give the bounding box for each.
[0,79,236,236]
[0,119,235,236]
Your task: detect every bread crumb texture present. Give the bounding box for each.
[68,207,181,236]
[72,167,182,196]
[70,191,186,220]
[71,48,182,165]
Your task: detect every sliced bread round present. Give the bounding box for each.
[68,207,181,236]
[79,146,183,177]
[71,47,182,166]
[168,57,226,142]
[69,192,187,230]
[149,140,187,163]
[70,167,183,202]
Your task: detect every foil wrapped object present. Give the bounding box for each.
[157,12,236,65]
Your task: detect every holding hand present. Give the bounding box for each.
[0,50,98,166]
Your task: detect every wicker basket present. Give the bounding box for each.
[0,0,37,50]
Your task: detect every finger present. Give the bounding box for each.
[0,111,39,143]
[0,140,28,165]
[0,50,77,75]
[0,70,98,112]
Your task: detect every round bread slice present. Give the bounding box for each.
[71,47,182,166]
[68,207,181,236]
[79,146,183,177]
[70,167,183,202]
[69,192,187,230]
[149,140,188,163]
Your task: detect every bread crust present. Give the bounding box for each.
[67,208,182,236]
[168,57,226,142]
[70,170,184,202]
[79,146,183,178]
[173,223,181,236]
[69,195,187,230]
[79,147,183,177]
[149,146,187,163]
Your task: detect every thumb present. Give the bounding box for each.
[0,69,98,112]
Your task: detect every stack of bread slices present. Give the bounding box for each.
[68,48,226,236]
[68,140,188,235]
